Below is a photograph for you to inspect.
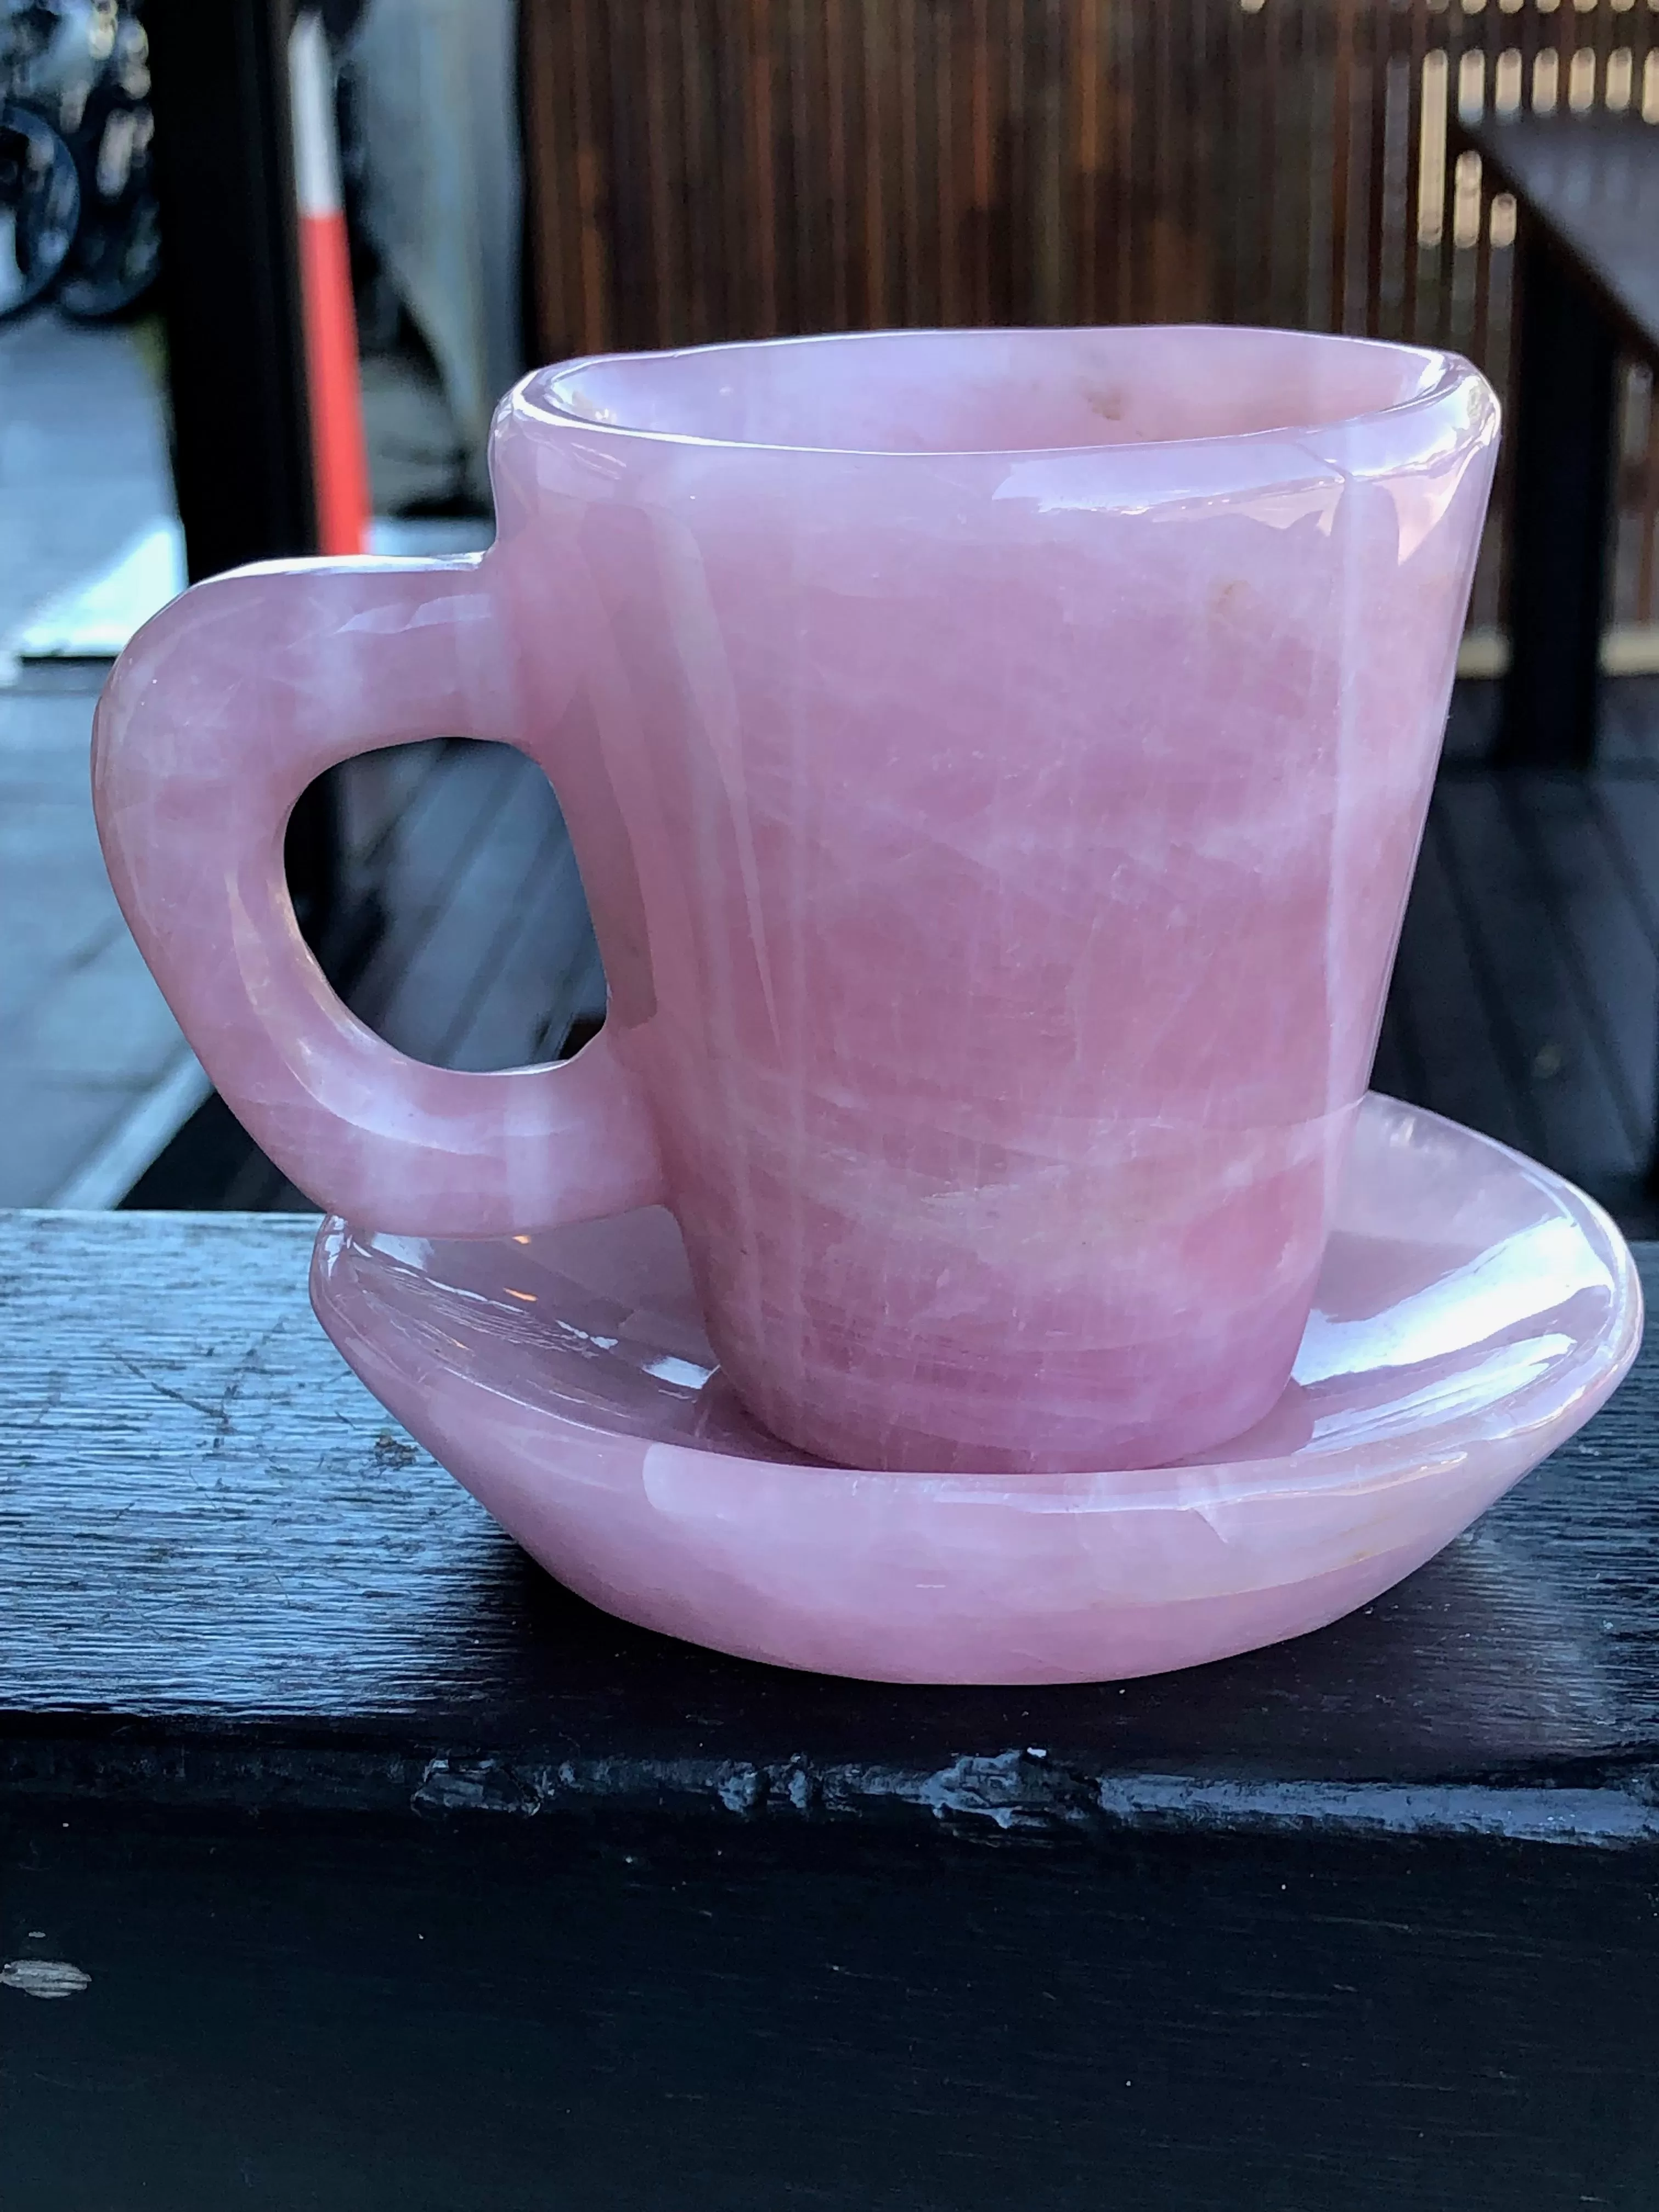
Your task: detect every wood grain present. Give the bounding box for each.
[2,1208,1658,1824]
[3,1207,1657,2205]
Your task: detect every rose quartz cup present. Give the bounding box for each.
[94,326,1498,1476]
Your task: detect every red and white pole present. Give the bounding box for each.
[289,9,371,557]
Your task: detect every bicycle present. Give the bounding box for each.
[0,3,80,318]
[0,0,156,323]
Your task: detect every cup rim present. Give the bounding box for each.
[511,324,1487,461]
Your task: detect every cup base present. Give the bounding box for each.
[721,1347,1302,1478]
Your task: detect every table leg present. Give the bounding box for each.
[1498,227,1618,770]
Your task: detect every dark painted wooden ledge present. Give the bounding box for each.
[4,1209,1659,2210]
[4,1207,1658,1825]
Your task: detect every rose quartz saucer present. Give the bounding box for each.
[310,1095,1641,1685]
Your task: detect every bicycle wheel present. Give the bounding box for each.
[53,22,161,321]
[0,102,78,318]
[53,187,156,317]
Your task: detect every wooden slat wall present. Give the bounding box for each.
[521,0,1659,630]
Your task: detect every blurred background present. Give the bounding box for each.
[2,0,1657,1224]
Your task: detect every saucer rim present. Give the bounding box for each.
[311,1094,1644,1510]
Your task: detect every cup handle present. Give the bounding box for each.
[93,555,665,1235]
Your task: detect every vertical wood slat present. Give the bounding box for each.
[913,0,939,328]
[1300,0,1327,334]
[1329,0,1355,332]
[1274,0,1304,332]
[783,0,811,336]
[715,0,741,341]
[937,0,962,325]
[858,0,887,329]
[1148,0,1172,318]
[1187,0,1214,327]
[1071,0,1099,326]
[821,0,847,329]
[569,0,611,355]
[964,0,992,328]
[894,0,919,325]
[1260,0,1282,328]
[1362,4,1388,340]
[679,0,712,345]
[1403,0,1430,344]
[517,0,567,358]
[1035,0,1066,323]
[1107,0,1132,323]
[638,1,674,348]
[1003,0,1028,320]
[746,0,778,337]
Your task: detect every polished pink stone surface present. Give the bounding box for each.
[95,327,1499,1473]
[311,1096,1641,1686]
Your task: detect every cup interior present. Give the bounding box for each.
[537,326,1453,456]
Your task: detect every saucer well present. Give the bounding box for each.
[310,1094,1641,1685]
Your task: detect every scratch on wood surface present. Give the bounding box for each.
[115,1356,226,1428]
[116,1316,289,1450]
